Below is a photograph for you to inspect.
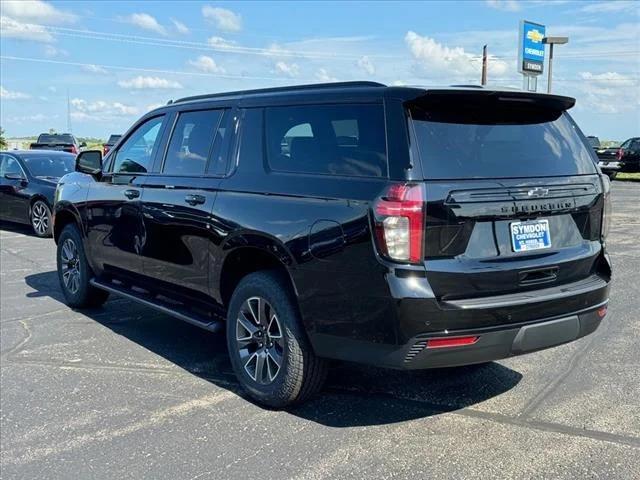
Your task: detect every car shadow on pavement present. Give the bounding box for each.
[0,221,39,237]
[25,270,522,428]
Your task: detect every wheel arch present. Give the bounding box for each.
[29,194,51,210]
[52,202,83,244]
[217,235,298,311]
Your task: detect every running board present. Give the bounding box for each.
[90,278,224,333]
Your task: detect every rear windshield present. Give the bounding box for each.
[38,134,74,144]
[22,154,75,177]
[410,106,597,179]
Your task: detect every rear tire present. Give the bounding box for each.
[226,271,327,408]
[31,200,52,237]
[56,224,109,308]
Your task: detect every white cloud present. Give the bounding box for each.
[580,1,638,13]
[10,113,47,122]
[273,61,300,78]
[123,13,167,36]
[118,76,183,89]
[0,15,54,42]
[577,72,639,114]
[580,72,635,87]
[44,45,68,57]
[48,86,57,93]
[315,68,338,82]
[188,55,226,74]
[485,0,520,11]
[202,6,242,32]
[207,36,238,50]
[357,56,375,76]
[405,31,508,79]
[71,98,139,121]
[2,0,77,24]
[0,86,30,99]
[82,64,108,74]
[146,103,165,112]
[171,18,190,35]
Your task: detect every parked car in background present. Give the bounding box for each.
[593,142,622,180]
[0,150,75,237]
[30,133,85,154]
[618,137,640,173]
[53,83,611,407]
[103,134,122,157]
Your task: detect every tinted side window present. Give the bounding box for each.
[0,155,24,176]
[113,116,164,174]
[266,104,387,178]
[163,109,224,176]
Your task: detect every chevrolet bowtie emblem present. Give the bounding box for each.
[527,187,549,197]
[527,29,544,43]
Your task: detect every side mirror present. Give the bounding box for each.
[4,172,25,181]
[76,150,103,176]
[80,142,87,148]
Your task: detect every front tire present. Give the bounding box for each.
[56,224,109,308]
[226,271,327,408]
[31,200,52,237]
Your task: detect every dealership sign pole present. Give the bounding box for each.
[518,20,546,92]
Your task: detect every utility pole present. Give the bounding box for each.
[481,45,487,86]
[542,36,569,93]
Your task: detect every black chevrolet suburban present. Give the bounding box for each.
[53,82,612,407]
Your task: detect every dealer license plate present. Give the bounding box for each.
[510,220,551,252]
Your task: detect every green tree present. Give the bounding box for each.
[0,127,7,149]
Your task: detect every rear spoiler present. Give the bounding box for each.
[405,88,576,112]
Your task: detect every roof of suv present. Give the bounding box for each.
[154,81,575,113]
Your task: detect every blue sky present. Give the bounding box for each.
[1,0,638,140]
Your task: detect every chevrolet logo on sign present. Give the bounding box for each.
[527,29,544,43]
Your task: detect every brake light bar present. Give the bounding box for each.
[426,336,480,349]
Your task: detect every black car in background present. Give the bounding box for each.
[53,83,611,407]
[0,150,75,237]
[103,134,122,157]
[30,133,85,155]
[593,143,622,179]
[618,137,640,172]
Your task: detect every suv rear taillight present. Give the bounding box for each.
[70,145,78,155]
[616,148,623,160]
[601,174,612,241]
[373,183,425,264]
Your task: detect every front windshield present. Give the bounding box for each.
[22,154,75,178]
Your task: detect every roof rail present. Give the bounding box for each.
[172,81,386,104]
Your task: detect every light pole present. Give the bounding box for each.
[542,36,568,93]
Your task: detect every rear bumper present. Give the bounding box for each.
[311,269,610,369]
[312,300,607,370]
[598,161,622,172]
[396,302,605,369]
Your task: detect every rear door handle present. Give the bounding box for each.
[184,194,206,206]
[124,189,140,200]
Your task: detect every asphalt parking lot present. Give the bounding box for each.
[1,182,638,479]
